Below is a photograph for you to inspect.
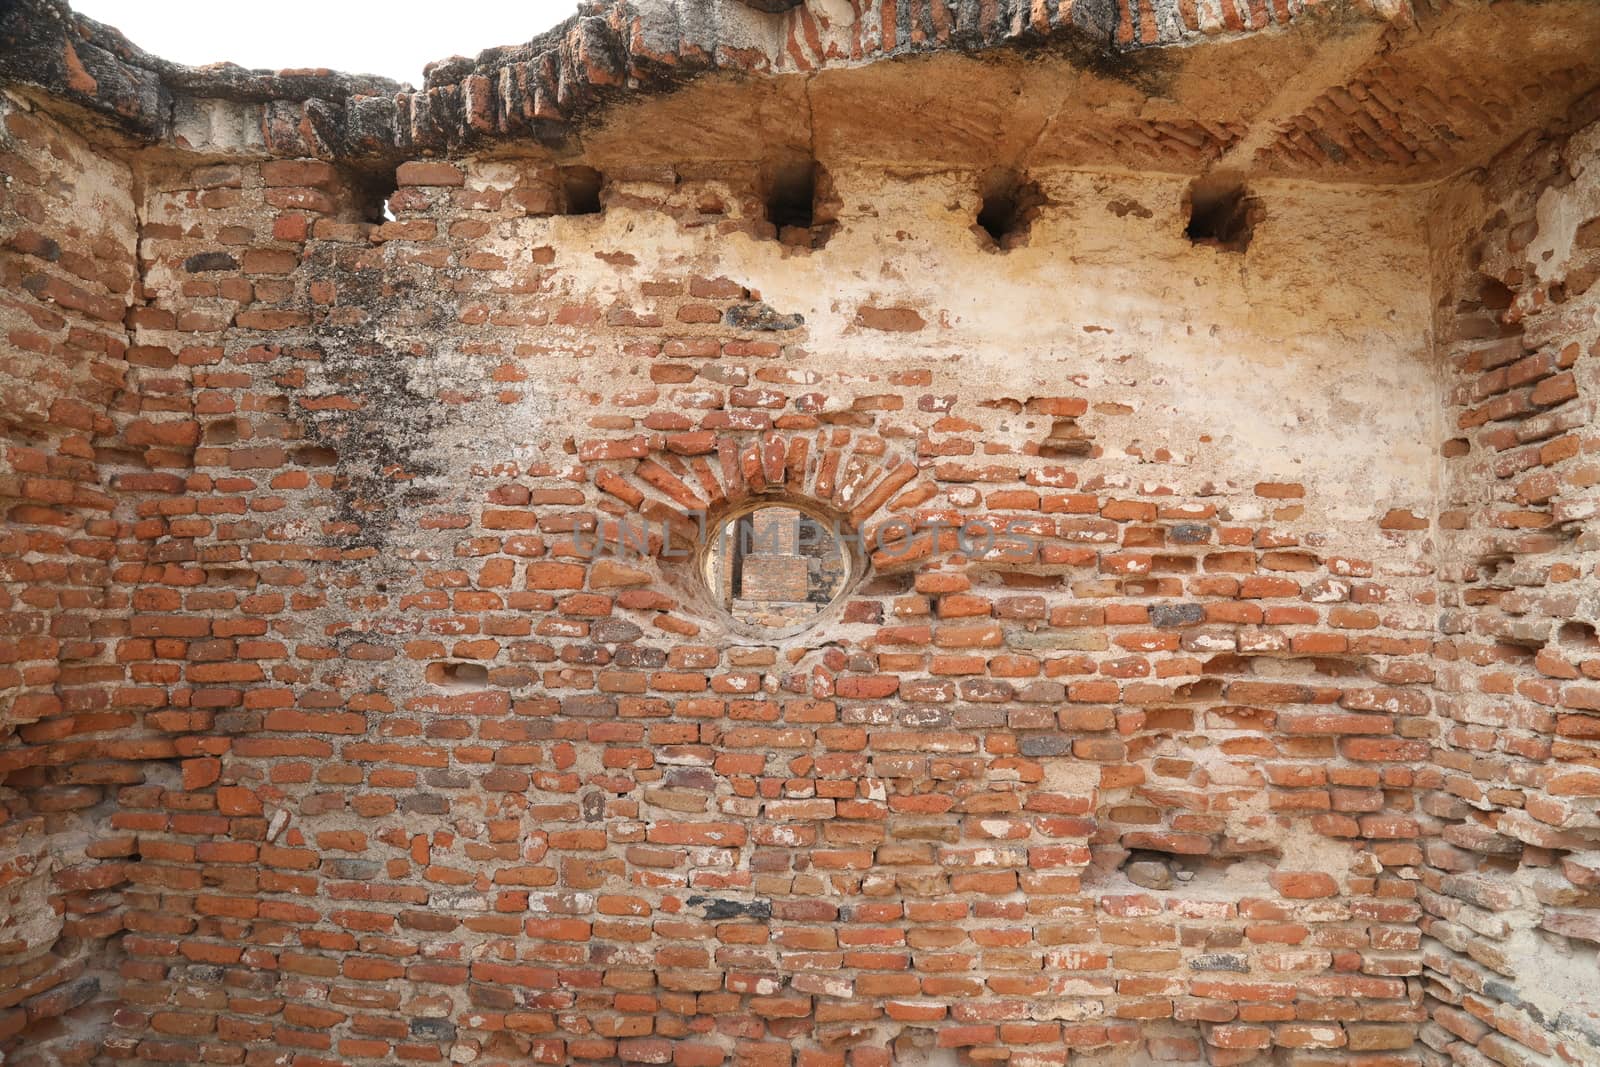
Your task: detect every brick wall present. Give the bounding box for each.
[1422,106,1600,1067]
[1,95,138,1057]
[0,48,1598,1067]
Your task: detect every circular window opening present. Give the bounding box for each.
[701,504,851,634]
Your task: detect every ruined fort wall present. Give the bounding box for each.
[3,0,1600,1054]
[5,133,1452,1065]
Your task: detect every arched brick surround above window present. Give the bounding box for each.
[581,429,921,557]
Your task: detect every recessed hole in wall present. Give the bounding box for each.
[1121,850,1187,890]
[975,168,1045,251]
[203,419,239,445]
[1184,174,1261,252]
[1039,417,1092,458]
[356,170,399,224]
[766,161,814,231]
[1478,277,1515,310]
[1173,677,1224,701]
[1558,621,1598,649]
[1114,852,1285,895]
[559,166,604,216]
[702,504,850,634]
[91,445,143,468]
[1505,638,1543,659]
[291,445,339,467]
[761,161,836,249]
[438,662,488,688]
[891,1033,959,1067]
[1563,261,1599,300]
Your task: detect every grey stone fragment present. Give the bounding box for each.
[615,645,667,668]
[1126,860,1173,890]
[1190,953,1250,973]
[1019,735,1073,757]
[1150,603,1206,628]
[591,618,643,643]
[1555,1009,1600,1051]
[183,252,238,272]
[726,302,804,331]
[327,859,380,879]
[687,895,773,920]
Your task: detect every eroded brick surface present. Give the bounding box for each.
[1422,112,1600,1067]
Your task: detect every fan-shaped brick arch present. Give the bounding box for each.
[581,428,924,556]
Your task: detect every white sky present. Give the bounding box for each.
[71,1,581,86]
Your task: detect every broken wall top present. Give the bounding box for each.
[1,0,1598,180]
